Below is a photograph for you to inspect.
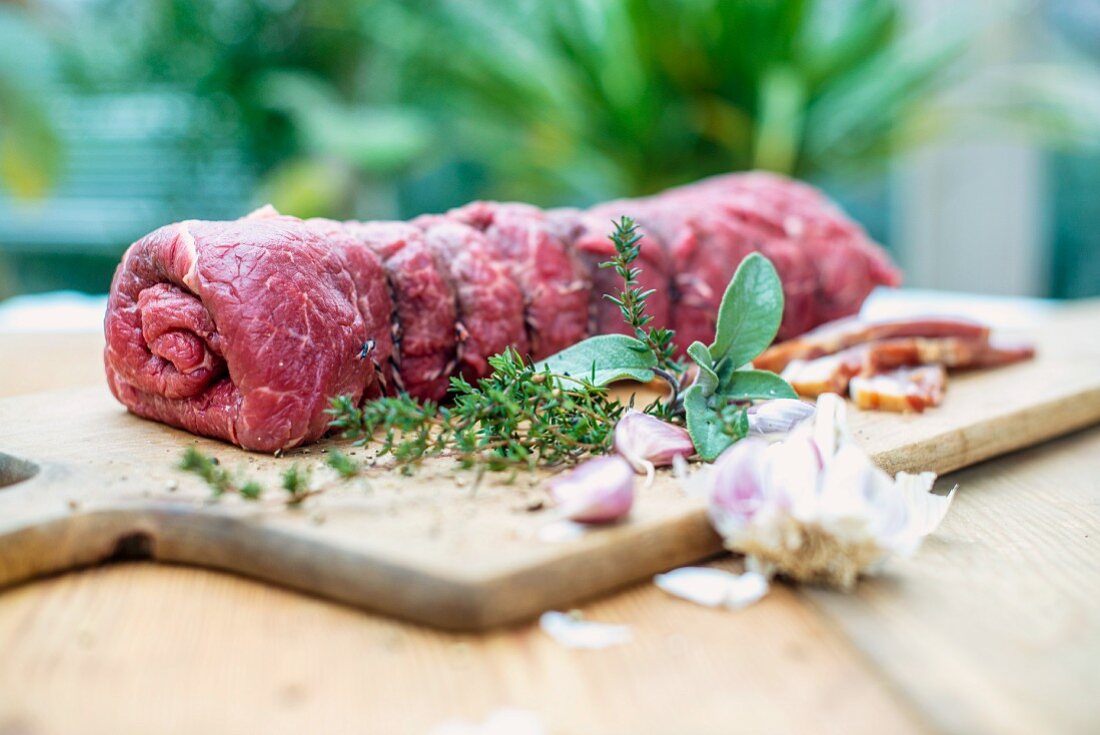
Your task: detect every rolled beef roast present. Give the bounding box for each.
[104,172,901,451]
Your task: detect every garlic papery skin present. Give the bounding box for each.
[704,392,956,589]
[655,567,770,610]
[547,455,635,524]
[613,409,695,486]
[747,399,816,438]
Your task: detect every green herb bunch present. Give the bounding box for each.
[329,348,626,473]
[538,217,795,459]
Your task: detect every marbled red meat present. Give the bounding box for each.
[104,216,375,452]
[104,172,901,450]
[448,201,590,359]
[416,216,529,381]
[341,220,457,401]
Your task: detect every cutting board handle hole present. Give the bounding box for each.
[0,452,38,490]
[107,531,155,562]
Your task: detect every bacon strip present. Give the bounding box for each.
[754,316,990,373]
[781,335,1035,403]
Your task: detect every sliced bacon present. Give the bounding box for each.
[781,350,866,398]
[781,335,1035,402]
[754,316,991,373]
[861,336,1036,372]
[850,366,947,413]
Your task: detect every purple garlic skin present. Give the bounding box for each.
[547,455,635,524]
[613,409,695,476]
[705,437,772,533]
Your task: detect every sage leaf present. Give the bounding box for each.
[683,384,733,461]
[708,253,784,368]
[536,334,656,387]
[720,369,798,401]
[687,341,719,396]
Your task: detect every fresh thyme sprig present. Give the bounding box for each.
[178,446,361,507]
[327,348,625,473]
[178,447,264,500]
[600,217,681,376]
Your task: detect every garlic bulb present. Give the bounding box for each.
[703,393,955,588]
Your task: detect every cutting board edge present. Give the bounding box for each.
[870,384,1100,476]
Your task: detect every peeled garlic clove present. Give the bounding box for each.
[547,455,635,524]
[748,399,816,437]
[613,409,695,481]
[654,567,770,609]
[538,611,632,649]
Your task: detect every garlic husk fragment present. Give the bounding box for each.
[613,409,695,486]
[539,611,632,649]
[703,393,956,589]
[747,398,816,438]
[654,567,769,609]
[547,455,635,524]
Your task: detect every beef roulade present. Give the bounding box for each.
[104,172,901,451]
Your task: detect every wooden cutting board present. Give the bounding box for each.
[1,300,1098,630]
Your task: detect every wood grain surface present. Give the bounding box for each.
[2,303,1099,631]
[0,307,1098,734]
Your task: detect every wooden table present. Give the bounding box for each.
[0,332,1097,735]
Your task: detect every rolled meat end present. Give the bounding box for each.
[416,216,529,381]
[449,201,590,360]
[104,216,375,452]
[342,221,457,401]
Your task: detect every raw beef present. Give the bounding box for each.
[105,172,903,450]
[104,216,376,452]
[341,220,457,401]
[448,201,590,359]
[416,215,529,382]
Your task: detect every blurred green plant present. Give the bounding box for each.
[0,77,61,199]
[53,0,434,218]
[0,6,62,199]
[366,0,1100,205]
[7,0,1100,217]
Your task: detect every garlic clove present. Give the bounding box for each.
[547,455,635,524]
[807,392,849,459]
[654,567,770,610]
[613,409,695,484]
[704,437,770,538]
[748,398,816,438]
[538,611,632,649]
[762,435,823,522]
